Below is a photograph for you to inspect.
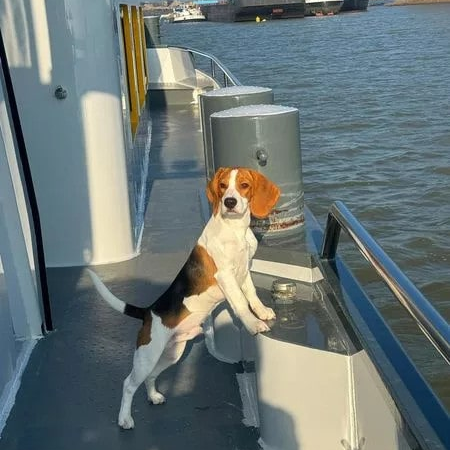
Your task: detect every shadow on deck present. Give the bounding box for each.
[0,104,260,450]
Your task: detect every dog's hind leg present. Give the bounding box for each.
[118,343,164,429]
[144,340,187,405]
[118,317,172,429]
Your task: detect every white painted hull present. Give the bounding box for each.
[169,7,206,23]
[172,15,206,23]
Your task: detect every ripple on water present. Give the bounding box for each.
[433,166,450,176]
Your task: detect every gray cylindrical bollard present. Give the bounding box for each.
[210,104,304,236]
[144,16,161,47]
[199,86,273,182]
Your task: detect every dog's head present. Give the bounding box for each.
[206,167,280,219]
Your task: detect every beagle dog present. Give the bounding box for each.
[88,167,280,429]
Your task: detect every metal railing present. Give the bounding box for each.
[168,45,241,88]
[321,200,450,365]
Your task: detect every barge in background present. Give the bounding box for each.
[199,0,305,22]
[340,0,370,11]
[0,4,448,450]
[305,0,344,15]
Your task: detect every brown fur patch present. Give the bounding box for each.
[247,170,280,218]
[235,169,253,200]
[160,306,191,329]
[206,167,233,215]
[136,312,152,348]
[188,245,218,295]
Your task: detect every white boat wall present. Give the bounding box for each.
[146,46,219,105]
[0,0,151,268]
[0,56,43,434]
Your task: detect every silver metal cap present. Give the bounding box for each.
[271,279,297,301]
[272,279,297,294]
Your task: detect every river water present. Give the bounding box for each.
[162,4,450,406]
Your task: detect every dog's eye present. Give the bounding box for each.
[240,183,250,189]
[219,183,227,189]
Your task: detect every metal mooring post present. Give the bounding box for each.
[210,104,304,236]
[199,86,273,182]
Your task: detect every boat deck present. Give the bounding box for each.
[0,104,260,449]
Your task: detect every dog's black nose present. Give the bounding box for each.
[224,197,237,209]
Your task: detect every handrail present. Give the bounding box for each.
[168,45,241,88]
[321,200,450,365]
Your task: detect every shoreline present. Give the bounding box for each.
[388,0,450,5]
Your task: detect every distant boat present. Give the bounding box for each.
[169,5,206,23]
[200,0,305,22]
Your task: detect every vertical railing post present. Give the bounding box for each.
[211,60,216,80]
[320,212,341,260]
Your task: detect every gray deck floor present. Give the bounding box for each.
[0,104,259,450]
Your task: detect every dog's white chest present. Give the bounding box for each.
[227,239,252,283]
[199,216,256,265]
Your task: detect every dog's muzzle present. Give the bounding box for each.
[224,197,238,210]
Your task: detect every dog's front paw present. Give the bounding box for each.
[149,391,166,405]
[118,414,135,430]
[243,316,270,335]
[253,305,276,321]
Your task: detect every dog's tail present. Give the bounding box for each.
[86,269,146,320]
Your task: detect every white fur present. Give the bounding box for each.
[86,269,125,314]
[91,169,276,429]
[118,313,174,429]
[220,168,249,217]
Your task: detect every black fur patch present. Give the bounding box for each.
[151,248,205,316]
[124,303,146,320]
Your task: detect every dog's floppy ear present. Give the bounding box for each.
[206,167,228,215]
[249,171,280,219]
